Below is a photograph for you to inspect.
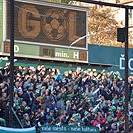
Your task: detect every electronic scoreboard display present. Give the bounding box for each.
[3,0,88,63]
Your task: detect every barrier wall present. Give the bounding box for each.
[0,126,36,133]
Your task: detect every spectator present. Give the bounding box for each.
[13,93,22,110]
[68,113,78,126]
[0,92,9,118]
[16,101,30,119]
[108,123,119,133]
[46,110,55,124]
[21,113,31,128]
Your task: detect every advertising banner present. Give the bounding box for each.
[88,44,133,77]
[40,125,99,133]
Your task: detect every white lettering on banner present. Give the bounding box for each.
[40,125,99,132]
[119,54,125,70]
[119,54,133,71]
[41,126,51,131]
[73,52,79,59]
[129,58,133,71]
[82,127,97,132]
[52,126,67,131]
[71,127,81,131]
[14,45,19,53]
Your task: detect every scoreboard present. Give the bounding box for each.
[3,0,88,63]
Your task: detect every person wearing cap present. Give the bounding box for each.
[107,105,121,125]
[76,113,84,126]
[108,106,117,120]
[82,111,93,126]
[117,99,124,111]
[68,113,78,126]
[108,123,119,133]
[21,113,31,128]
[46,110,55,125]
[106,107,114,123]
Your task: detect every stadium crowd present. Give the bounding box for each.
[0,64,133,133]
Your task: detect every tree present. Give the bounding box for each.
[88,6,124,47]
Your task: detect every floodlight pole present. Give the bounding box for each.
[124,8,129,133]
[9,0,14,128]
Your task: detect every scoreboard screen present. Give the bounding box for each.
[3,0,88,63]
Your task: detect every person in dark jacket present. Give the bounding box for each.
[21,113,31,128]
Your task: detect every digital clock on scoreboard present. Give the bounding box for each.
[40,47,55,57]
